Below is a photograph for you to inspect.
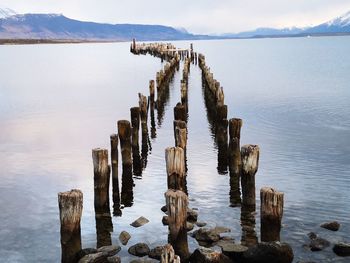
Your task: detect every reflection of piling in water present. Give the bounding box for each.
[216,105,228,174]
[165,147,186,192]
[92,148,113,248]
[139,93,150,169]
[149,80,157,139]
[240,144,259,247]
[130,107,141,177]
[260,187,284,242]
[228,118,243,207]
[118,120,133,207]
[110,134,121,216]
[165,190,190,262]
[58,189,83,263]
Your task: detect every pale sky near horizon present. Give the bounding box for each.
[2,0,350,34]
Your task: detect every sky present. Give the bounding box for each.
[2,0,350,34]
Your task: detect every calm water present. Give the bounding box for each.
[0,37,349,262]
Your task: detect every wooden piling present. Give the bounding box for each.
[241,145,260,208]
[165,189,189,262]
[149,80,155,104]
[118,120,132,172]
[174,103,187,122]
[58,189,83,263]
[260,187,284,242]
[161,244,181,263]
[110,134,121,216]
[165,147,186,192]
[175,127,187,150]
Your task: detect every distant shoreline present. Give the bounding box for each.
[0,39,122,45]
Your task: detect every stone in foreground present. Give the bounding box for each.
[190,247,231,263]
[128,243,150,257]
[131,216,150,227]
[333,242,350,257]
[119,231,131,245]
[320,221,340,231]
[97,245,121,257]
[243,241,294,263]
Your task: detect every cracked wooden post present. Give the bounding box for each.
[165,190,189,262]
[165,147,186,192]
[118,120,132,173]
[260,187,284,242]
[110,134,121,216]
[174,102,186,122]
[161,244,181,263]
[173,120,187,141]
[58,189,83,263]
[130,107,141,176]
[241,145,260,208]
[228,118,243,207]
[175,127,187,150]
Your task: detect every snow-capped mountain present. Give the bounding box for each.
[0,7,17,18]
[305,10,350,34]
[327,10,350,27]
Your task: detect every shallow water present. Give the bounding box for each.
[0,37,349,262]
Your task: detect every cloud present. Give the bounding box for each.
[2,0,350,33]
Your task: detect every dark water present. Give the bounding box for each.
[0,37,349,262]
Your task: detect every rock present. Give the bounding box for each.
[243,241,294,263]
[128,243,150,257]
[149,246,164,260]
[333,242,350,257]
[190,247,231,263]
[213,226,231,234]
[193,228,220,243]
[186,222,194,231]
[97,245,121,257]
[76,248,98,261]
[161,205,167,213]
[162,215,169,225]
[119,231,131,245]
[221,243,248,261]
[307,232,317,240]
[107,255,121,263]
[131,216,149,227]
[320,221,340,231]
[309,237,330,251]
[196,221,207,227]
[130,260,156,263]
[187,209,198,222]
[78,252,107,263]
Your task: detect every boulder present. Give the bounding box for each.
[320,221,340,231]
[333,242,350,257]
[97,245,121,257]
[221,243,248,261]
[309,237,330,251]
[190,247,231,263]
[78,252,107,263]
[307,232,317,240]
[161,205,167,213]
[162,215,169,225]
[149,246,164,260]
[119,231,131,245]
[243,241,294,263]
[128,243,150,257]
[76,248,98,261]
[196,221,207,227]
[192,228,220,243]
[107,255,121,263]
[187,209,198,222]
[131,216,149,227]
[186,222,194,231]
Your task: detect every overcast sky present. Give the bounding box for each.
[2,1,350,34]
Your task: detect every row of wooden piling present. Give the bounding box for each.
[58,41,285,263]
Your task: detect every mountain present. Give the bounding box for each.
[0,9,202,41]
[305,11,350,34]
[221,27,307,38]
[0,7,16,19]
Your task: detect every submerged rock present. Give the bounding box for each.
[78,252,107,263]
[192,228,220,243]
[309,237,330,251]
[97,245,121,257]
[320,221,340,231]
[76,248,98,261]
[107,255,121,263]
[131,216,149,227]
[149,246,164,260]
[128,243,150,257]
[221,243,248,261]
[190,247,231,263]
[196,221,207,227]
[333,242,350,257]
[243,241,294,263]
[119,231,131,245]
[187,209,198,222]
[307,232,317,240]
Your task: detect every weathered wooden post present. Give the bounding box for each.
[174,103,187,122]
[110,134,121,216]
[149,80,155,104]
[165,147,186,192]
[58,189,83,263]
[139,93,148,135]
[92,148,113,248]
[228,118,243,207]
[118,120,132,173]
[260,187,284,242]
[175,127,187,150]
[241,145,260,208]
[165,190,190,262]
[130,107,141,177]
[161,244,181,263]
